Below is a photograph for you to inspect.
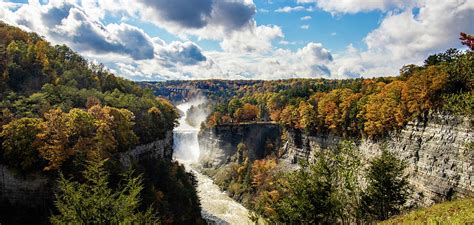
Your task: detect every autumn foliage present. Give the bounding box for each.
[460,32,474,51]
[0,21,178,173]
[200,49,472,138]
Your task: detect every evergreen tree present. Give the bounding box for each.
[361,150,410,221]
[50,160,158,224]
[266,141,361,224]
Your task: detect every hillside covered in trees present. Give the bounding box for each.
[0,22,204,224]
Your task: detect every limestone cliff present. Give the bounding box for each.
[284,113,473,206]
[0,130,174,209]
[199,113,473,206]
[119,131,174,167]
[198,123,282,167]
[0,166,52,205]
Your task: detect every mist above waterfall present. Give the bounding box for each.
[176,96,209,130]
[173,96,209,163]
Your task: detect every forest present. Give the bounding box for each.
[147,42,473,223]
[149,48,472,138]
[0,22,205,224]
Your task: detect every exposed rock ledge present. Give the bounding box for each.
[119,131,174,167]
[198,123,282,167]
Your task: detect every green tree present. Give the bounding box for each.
[266,141,361,224]
[51,160,158,224]
[363,81,409,137]
[405,66,448,116]
[228,98,243,115]
[361,150,410,221]
[297,101,316,133]
[0,117,44,172]
[102,106,138,152]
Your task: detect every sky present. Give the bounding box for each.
[0,0,473,81]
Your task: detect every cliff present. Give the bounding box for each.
[198,123,282,167]
[0,166,52,205]
[198,114,472,206]
[0,131,174,211]
[119,130,174,167]
[284,113,473,206]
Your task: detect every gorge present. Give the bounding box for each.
[198,112,473,207]
[173,101,254,225]
[0,17,472,224]
[172,97,473,224]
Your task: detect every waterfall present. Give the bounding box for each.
[173,101,254,225]
[173,102,201,163]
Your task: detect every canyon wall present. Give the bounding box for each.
[0,131,174,208]
[119,131,174,167]
[0,166,52,205]
[285,113,473,205]
[200,113,473,206]
[198,123,282,167]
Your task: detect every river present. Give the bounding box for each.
[173,102,254,225]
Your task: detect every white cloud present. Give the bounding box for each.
[2,0,471,81]
[297,0,410,14]
[6,1,157,60]
[209,42,333,79]
[297,42,333,63]
[366,0,474,60]
[124,0,282,57]
[131,0,257,41]
[275,6,313,13]
[300,25,310,30]
[0,0,295,80]
[157,41,207,66]
[0,1,22,9]
[300,16,312,20]
[109,42,334,80]
[332,0,474,77]
[279,40,302,45]
[220,23,283,53]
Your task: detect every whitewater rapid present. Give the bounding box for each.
[173,102,254,225]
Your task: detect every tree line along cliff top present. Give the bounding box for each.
[147,47,473,138]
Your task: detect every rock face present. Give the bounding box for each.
[119,131,174,167]
[284,113,473,206]
[198,114,472,206]
[198,123,282,167]
[0,131,174,209]
[0,165,52,205]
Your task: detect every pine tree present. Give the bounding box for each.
[361,150,410,221]
[50,160,158,224]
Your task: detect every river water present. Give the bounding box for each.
[173,102,254,225]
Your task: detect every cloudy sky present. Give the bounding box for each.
[1,0,473,80]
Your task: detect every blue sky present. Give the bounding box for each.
[1,0,473,80]
[254,0,382,52]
